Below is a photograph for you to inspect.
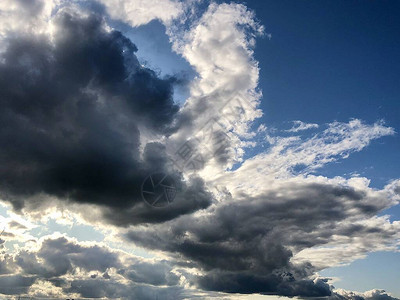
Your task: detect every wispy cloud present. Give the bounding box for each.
[286,120,319,132]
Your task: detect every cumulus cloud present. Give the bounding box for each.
[99,0,184,27]
[0,1,212,224]
[0,0,54,48]
[0,0,399,299]
[0,234,187,299]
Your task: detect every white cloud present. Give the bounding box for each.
[164,2,264,172]
[0,233,189,298]
[292,215,400,269]
[0,0,55,36]
[99,0,184,27]
[218,119,395,185]
[286,120,319,132]
[335,288,399,300]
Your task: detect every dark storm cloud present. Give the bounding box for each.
[124,181,397,297]
[102,176,212,226]
[0,6,212,223]
[195,271,332,297]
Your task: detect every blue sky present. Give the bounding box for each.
[120,0,400,188]
[110,0,400,296]
[0,0,399,299]
[248,0,400,184]
[233,1,400,294]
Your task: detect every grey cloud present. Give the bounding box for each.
[16,236,121,278]
[103,176,213,226]
[0,4,211,224]
[102,271,111,279]
[0,254,14,275]
[13,0,44,17]
[120,260,179,286]
[1,235,184,298]
[66,279,185,300]
[124,181,398,297]
[196,271,332,297]
[8,221,27,229]
[0,275,36,295]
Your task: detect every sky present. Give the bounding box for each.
[0,0,399,299]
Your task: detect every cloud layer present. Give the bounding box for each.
[0,234,187,299]
[0,0,399,299]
